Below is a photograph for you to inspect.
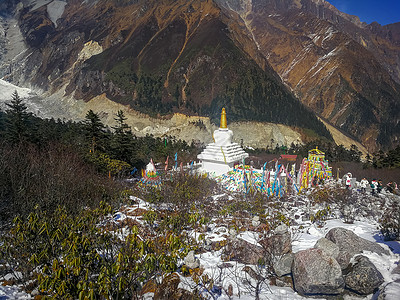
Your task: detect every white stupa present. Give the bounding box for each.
[198,108,249,176]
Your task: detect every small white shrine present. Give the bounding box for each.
[198,108,249,176]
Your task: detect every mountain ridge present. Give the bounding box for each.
[0,0,399,151]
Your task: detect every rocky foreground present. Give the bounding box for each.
[1,179,400,299]
[105,181,400,300]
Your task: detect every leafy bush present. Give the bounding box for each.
[85,151,131,177]
[0,202,192,299]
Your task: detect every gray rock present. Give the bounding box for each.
[203,238,212,251]
[391,262,400,275]
[345,255,384,295]
[273,253,294,277]
[292,248,344,296]
[275,276,294,288]
[314,237,340,259]
[325,227,390,269]
[222,238,264,265]
[184,250,200,269]
[217,226,227,233]
[260,232,292,257]
[275,224,289,235]
[252,216,261,227]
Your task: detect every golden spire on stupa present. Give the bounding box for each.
[220,108,227,129]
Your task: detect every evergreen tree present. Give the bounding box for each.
[83,110,106,153]
[111,110,134,163]
[5,91,31,143]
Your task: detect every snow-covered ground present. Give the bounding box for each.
[46,1,67,28]
[108,183,400,299]
[188,216,400,300]
[1,179,400,299]
[0,79,34,101]
[0,284,31,299]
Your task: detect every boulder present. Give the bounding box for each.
[154,273,196,300]
[345,255,384,295]
[314,237,340,259]
[260,231,291,257]
[252,216,261,227]
[391,262,400,275]
[222,238,264,265]
[325,227,389,269]
[292,248,344,296]
[184,250,200,269]
[275,224,289,235]
[273,253,294,277]
[154,273,179,300]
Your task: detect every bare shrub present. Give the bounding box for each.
[0,141,123,226]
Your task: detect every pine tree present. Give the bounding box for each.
[83,110,106,153]
[5,90,31,143]
[112,110,130,135]
[111,110,134,163]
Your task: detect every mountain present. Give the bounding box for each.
[0,0,399,151]
[216,0,400,150]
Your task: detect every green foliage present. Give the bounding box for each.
[110,110,135,163]
[209,66,333,141]
[85,152,131,177]
[310,188,335,204]
[139,172,215,233]
[133,74,174,116]
[105,59,137,93]
[4,91,32,143]
[83,109,107,153]
[369,146,400,169]
[310,207,331,225]
[0,203,191,299]
[250,140,363,163]
[144,172,216,209]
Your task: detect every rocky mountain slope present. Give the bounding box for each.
[0,0,399,151]
[216,0,400,150]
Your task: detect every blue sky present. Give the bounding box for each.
[328,0,400,25]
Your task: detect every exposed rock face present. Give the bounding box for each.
[259,227,292,257]
[325,227,390,269]
[222,238,264,265]
[273,253,294,277]
[344,255,384,295]
[314,237,340,260]
[292,248,344,296]
[391,262,400,275]
[217,0,400,150]
[1,0,399,149]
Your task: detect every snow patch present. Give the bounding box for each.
[46,1,67,28]
[0,79,34,101]
[29,0,52,11]
[0,284,31,299]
